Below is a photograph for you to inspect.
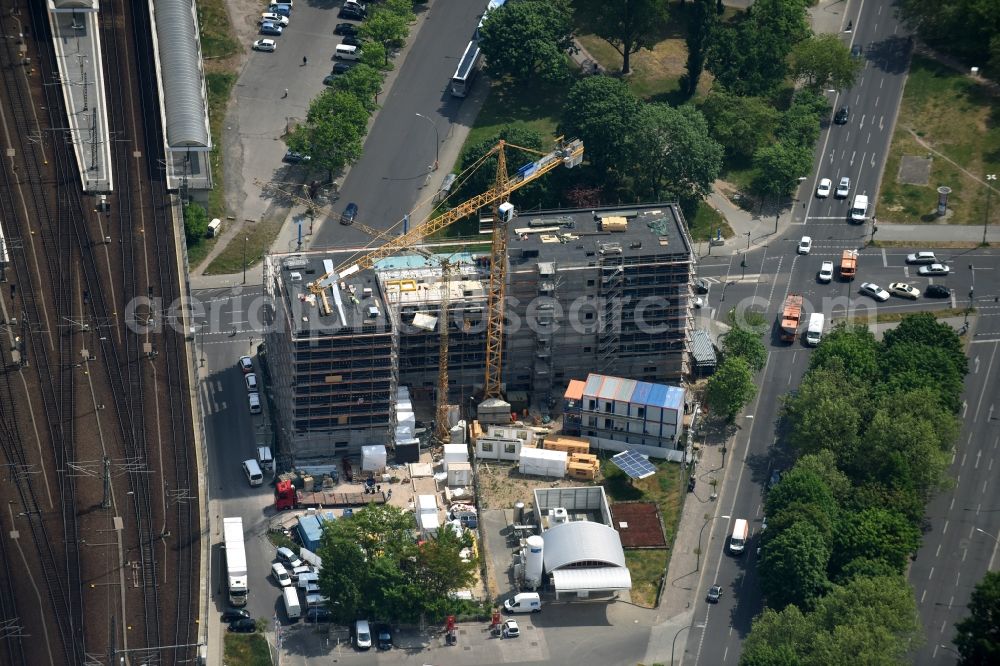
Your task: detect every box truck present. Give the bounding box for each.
[805,313,825,346]
[283,586,301,620]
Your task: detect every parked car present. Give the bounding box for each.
[245,373,258,392]
[502,619,520,638]
[334,22,359,36]
[229,618,257,633]
[797,236,812,255]
[767,469,782,490]
[339,6,365,20]
[889,282,921,299]
[305,607,334,623]
[340,202,358,225]
[694,277,710,294]
[906,250,938,264]
[835,177,850,198]
[925,284,952,298]
[260,13,290,26]
[376,624,393,650]
[283,150,311,164]
[221,608,251,622]
[248,392,261,414]
[816,178,832,198]
[276,546,304,569]
[252,39,276,52]
[834,105,850,124]
[859,282,890,302]
[340,35,362,47]
[818,261,834,283]
[707,585,723,603]
[851,44,863,58]
[271,562,292,587]
[259,21,283,36]
[238,355,253,373]
[354,619,373,649]
[917,263,951,276]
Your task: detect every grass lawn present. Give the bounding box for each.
[878,55,1000,226]
[186,235,220,269]
[204,216,283,275]
[689,201,733,241]
[224,633,271,666]
[196,0,238,59]
[602,457,684,608]
[205,72,237,221]
[464,78,566,150]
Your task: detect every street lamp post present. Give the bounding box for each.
[697,514,731,571]
[671,622,706,666]
[974,527,999,544]
[966,263,976,326]
[242,235,248,284]
[415,113,439,171]
[985,174,996,245]
[776,176,808,233]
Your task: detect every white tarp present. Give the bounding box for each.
[447,462,471,487]
[519,447,567,478]
[417,494,438,514]
[361,444,387,471]
[443,443,469,470]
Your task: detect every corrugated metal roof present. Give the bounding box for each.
[154,0,210,148]
[551,566,632,592]
[691,329,717,366]
[542,521,626,571]
[564,379,585,401]
[297,515,323,545]
[663,385,685,411]
[630,381,652,406]
[583,373,604,397]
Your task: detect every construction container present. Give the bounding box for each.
[543,435,590,455]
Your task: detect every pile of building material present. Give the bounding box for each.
[543,435,590,455]
[395,387,419,462]
[416,494,440,535]
[567,453,599,479]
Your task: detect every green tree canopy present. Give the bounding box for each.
[899,0,1000,72]
[479,0,574,85]
[576,0,669,75]
[829,507,921,577]
[781,364,864,458]
[789,33,864,92]
[287,90,369,179]
[629,103,723,204]
[752,141,814,198]
[776,90,827,150]
[682,0,718,96]
[765,468,839,541]
[955,570,1000,664]
[808,324,881,384]
[705,355,757,423]
[183,201,209,243]
[559,76,643,177]
[699,90,781,160]
[454,125,548,207]
[792,451,852,503]
[360,9,409,64]
[882,312,967,379]
[878,343,965,413]
[721,323,767,372]
[333,64,383,111]
[318,504,476,624]
[759,520,832,610]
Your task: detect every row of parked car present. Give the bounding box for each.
[253,3,297,52]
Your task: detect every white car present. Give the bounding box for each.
[889,282,921,299]
[917,263,950,276]
[693,296,705,309]
[245,373,258,392]
[502,619,520,638]
[906,251,937,264]
[816,178,832,198]
[252,39,276,52]
[835,177,851,198]
[238,355,254,374]
[859,282,890,302]
[818,261,834,283]
[271,562,291,587]
[276,547,304,570]
[797,236,812,255]
[260,12,290,26]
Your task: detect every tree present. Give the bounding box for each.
[878,343,965,413]
[721,324,767,372]
[333,64,383,111]
[740,605,815,666]
[899,0,1000,71]
[287,90,369,179]
[629,103,723,205]
[478,0,574,85]
[317,504,477,625]
[705,356,757,423]
[829,508,921,577]
[882,312,967,380]
[777,91,826,150]
[559,76,642,177]
[781,365,863,458]
[792,451,852,502]
[384,0,416,23]
[454,125,548,207]
[751,141,814,198]
[808,324,881,384]
[759,520,831,610]
[764,468,840,546]
[360,11,407,66]
[789,33,864,92]
[183,201,209,243]
[706,0,810,96]
[576,0,669,76]
[683,0,718,96]
[699,91,781,160]
[955,570,1000,664]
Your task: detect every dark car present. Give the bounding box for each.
[340,202,358,225]
[334,22,359,36]
[767,469,782,490]
[694,278,710,294]
[228,618,257,633]
[376,623,393,650]
[221,608,250,623]
[834,105,850,124]
[925,284,952,298]
[851,44,863,58]
[339,7,365,20]
[707,585,723,603]
[305,608,334,623]
[340,35,362,47]
[283,150,311,164]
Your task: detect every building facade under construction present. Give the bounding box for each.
[262,203,694,461]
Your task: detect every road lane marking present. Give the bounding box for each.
[972,341,997,422]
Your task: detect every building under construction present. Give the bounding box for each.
[262,202,694,461]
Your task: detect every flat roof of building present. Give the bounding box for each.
[507,203,693,266]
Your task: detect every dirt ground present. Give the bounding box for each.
[476,460,602,511]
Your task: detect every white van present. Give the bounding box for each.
[805,313,825,347]
[729,518,748,554]
[283,586,301,620]
[850,194,868,223]
[354,619,372,650]
[207,218,222,237]
[248,392,261,415]
[334,44,360,61]
[243,459,263,486]
[504,592,541,613]
[257,446,274,471]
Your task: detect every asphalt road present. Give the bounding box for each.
[313,0,484,248]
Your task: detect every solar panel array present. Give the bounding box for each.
[611,450,656,480]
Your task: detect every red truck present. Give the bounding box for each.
[274,479,386,511]
[779,294,804,342]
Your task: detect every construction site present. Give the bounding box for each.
[260,140,697,461]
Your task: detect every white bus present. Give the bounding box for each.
[450,41,481,98]
[475,0,507,39]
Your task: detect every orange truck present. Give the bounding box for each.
[780,294,804,342]
[840,250,858,280]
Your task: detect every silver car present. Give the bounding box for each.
[917,263,950,276]
[835,177,850,198]
[859,282,890,302]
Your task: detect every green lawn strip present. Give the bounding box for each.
[878,55,1000,226]
[870,240,988,249]
[464,79,565,150]
[205,72,237,221]
[224,633,271,666]
[625,549,669,607]
[186,235,220,269]
[843,306,972,326]
[689,201,732,241]
[204,215,284,275]
[197,1,239,59]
